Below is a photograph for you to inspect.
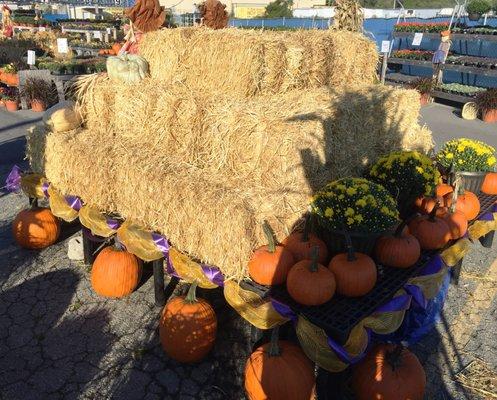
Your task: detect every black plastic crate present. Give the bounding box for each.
[241,193,497,345]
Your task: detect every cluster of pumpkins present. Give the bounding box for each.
[98,42,124,56]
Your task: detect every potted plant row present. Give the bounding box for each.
[466,0,492,21]
[20,78,57,112]
[475,88,497,123]
[1,87,19,112]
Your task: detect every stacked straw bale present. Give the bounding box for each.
[42,73,433,280]
[138,28,379,97]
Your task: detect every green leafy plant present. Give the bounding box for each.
[409,77,435,95]
[466,0,492,14]
[19,78,57,105]
[1,87,19,101]
[311,178,399,233]
[437,138,496,172]
[1,63,17,74]
[264,0,293,18]
[475,88,497,112]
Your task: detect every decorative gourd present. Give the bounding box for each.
[352,344,426,400]
[375,220,420,269]
[286,247,336,306]
[408,203,451,250]
[328,236,377,297]
[454,189,480,221]
[12,206,60,249]
[248,221,295,285]
[159,282,217,363]
[438,182,468,240]
[282,215,328,263]
[106,54,149,84]
[244,327,315,400]
[43,101,82,133]
[91,244,142,298]
[482,172,497,195]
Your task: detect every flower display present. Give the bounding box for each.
[394,22,449,33]
[369,151,441,211]
[311,178,399,233]
[436,138,496,172]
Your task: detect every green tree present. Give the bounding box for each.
[265,0,293,18]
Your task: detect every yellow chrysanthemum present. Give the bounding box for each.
[346,187,357,196]
[347,217,355,225]
[345,207,355,217]
[354,214,364,223]
[325,207,334,218]
[445,153,453,159]
[356,199,367,207]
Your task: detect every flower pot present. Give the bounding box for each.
[316,226,389,256]
[5,100,19,112]
[468,13,481,21]
[420,93,432,106]
[31,99,46,112]
[482,109,497,123]
[459,171,487,194]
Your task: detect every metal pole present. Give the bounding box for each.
[380,53,388,84]
[152,259,166,306]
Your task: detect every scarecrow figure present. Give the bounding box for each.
[121,0,166,54]
[198,0,228,30]
[2,5,13,39]
[432,30,452,83]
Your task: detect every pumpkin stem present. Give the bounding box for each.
[394,220,409,237]
[302,214,311,243]
[185,281,198,304]
[385,344,404,372]
[29,197,39,209]
[263,220,277,253]
[450,179,460,213]
[428,201,440,222]
[308,246,320,272]
[268,326,281,357]
[345,233,356,262]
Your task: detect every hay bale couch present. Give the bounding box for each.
[23,27,443,373]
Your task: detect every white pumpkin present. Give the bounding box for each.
[106,54,149,84]
[43,101,82,133]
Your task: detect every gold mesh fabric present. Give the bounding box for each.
[441,238,472,267]
[116,220,163,262]
[20,174,48,199]
[362,295,407,335]
[408,266,449,300]
[223,281,288,330]
[79,205,117,238]
[468,216,497,240]
[169,248,217,289]
[47,186,79,222]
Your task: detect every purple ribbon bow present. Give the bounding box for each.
[4,165,22,192]
[106,218,120,231]
[41,182,50,198]
[200,264,225,287]
[65,195,82,211]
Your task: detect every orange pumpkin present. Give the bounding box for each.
[159,282,217,363]
[112,42,122,55]
[282,216,328,263]
[352,344,426,400]
[375,220,420,269]
[286,247,336,306]
[248,222,295,285]
[414,195,446,214]
[436,182,454,198]
[438,186,468,240]
[245,327,315,400]
[12,207,60,249]
[328,238,377,297]
[409,203,451,250]
[482,172,497,195]
[455,190,480,220]
[91,245,142,298]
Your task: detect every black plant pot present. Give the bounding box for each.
[468,13,481,21]
[316,226,389,257]
[459,171,487,193]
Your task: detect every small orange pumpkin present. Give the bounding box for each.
[248,221,295,286]
[352,344,426,400]
[328,237,377,297]
[414,194,446,214]
[482,172,497,195]
[91,245,142,298]
[436,182,454,198]
[282,215,328,263]
[375,220,420,269]
[244,327,316,400]
[159,282,217,363]
[409,203,451,250]
[286,247,336,306]
[12,206,60,249]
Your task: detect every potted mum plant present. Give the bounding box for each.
[409,77,435,106]
[311,178,399,255]
[475,88,497,123]
[369,151,441,218]
[20,78,56,112]
[436,138,496,193]
[466,0,491,20]
[2,87,19,111]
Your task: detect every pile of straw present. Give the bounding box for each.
[42,74,433,280]
[138,27,378,97]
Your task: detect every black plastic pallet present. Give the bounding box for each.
[241,193,497,345]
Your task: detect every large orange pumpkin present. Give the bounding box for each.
[91,246,142,298]
[352,344,426,400]
[159,282,217,363]
[375,220,420,269]
[454,190,480,220]
[244,327,315,400]
[248,222,295,285]
[12,207,60,249]
[328,238,377,297]
[286,247,336,306]
[482,172,497,195]
[409,203,451,250]
[438,188,468,240]
[282,216,328,263]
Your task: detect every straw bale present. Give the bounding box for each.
[26,123,48,174]
[138,27,378,97]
